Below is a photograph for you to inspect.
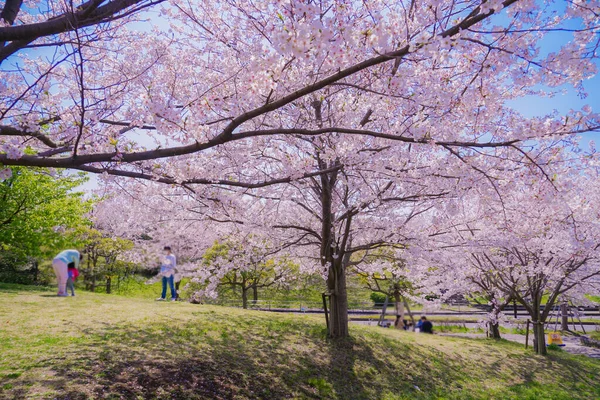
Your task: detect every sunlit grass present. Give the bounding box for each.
[1,283,599,399]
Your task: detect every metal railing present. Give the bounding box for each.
[201,298,483,315]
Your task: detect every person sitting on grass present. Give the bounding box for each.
[156,246,177,301]
[52,250,83,297]
[66,263,79,297]
[419,316,433,334]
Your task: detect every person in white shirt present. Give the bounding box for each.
[156,246,177,301]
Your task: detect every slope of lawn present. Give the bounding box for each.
[1,284,599,400]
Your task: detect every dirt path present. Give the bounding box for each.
[440,332,600,359]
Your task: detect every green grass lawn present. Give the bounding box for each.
[1,284,599,400]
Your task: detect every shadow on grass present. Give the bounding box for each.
[1,313,600,400]
[0,374,90,400]
[0,282,54,293]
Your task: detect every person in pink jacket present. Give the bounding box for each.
[66,264,79,296]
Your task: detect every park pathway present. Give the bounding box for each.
[350,319,600,358]
[440,332,600,359]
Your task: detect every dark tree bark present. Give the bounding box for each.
[31,259,39,284]
[528,275,567,355]
[404,298,416,331]
[487,295,512,339]
[561,303,569,331]
[0,0,23,25]
[327,257,349,337]
[530,289,547,355]
[0,0,22,49]
[0,0,23,49]
[393,292,405,330]
[532,322,546,355]
[318,159,351,338]
[90,259,97,292]
[489,322,501,339]
[241,286,248,309]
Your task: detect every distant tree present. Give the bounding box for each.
[409,160,600,355]
[355,250,417,330]
[97,237,135,294]
[0,167,90,283]
[79,227,134,293]
[466,273,513,340]
[192,237,296,309]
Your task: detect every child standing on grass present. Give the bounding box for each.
[66,263,79,296]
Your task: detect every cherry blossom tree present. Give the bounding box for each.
[91,135,456,337]
[226,131,466,336]
[189,236,296,308]
[1,0,598,184]
[90,185,222,269]
[407,150,600,354]
[355,250,418,330]
[468,272,514,339]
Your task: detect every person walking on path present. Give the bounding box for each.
[157,246,177,301]
[66,263,79,296]
[52,250,82,297]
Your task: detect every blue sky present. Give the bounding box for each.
[498,1,599,144]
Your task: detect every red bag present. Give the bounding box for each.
[69,268,80,280]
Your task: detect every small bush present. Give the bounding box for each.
[547,344,563,351]
[370,292,387,305]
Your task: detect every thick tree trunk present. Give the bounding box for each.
[403,298,416,331]
[489,322,501,339]
[488,299,505,339]
[242,287,248,309]
[530,299,547,355]
[318,162,348,338]
[328,262,348,338]
[394,292,405,330]
[532,322,547,355]
[253,285,258,304]
[106,276,111,294]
